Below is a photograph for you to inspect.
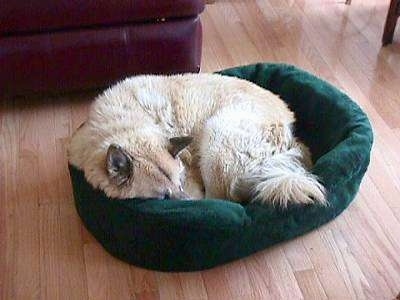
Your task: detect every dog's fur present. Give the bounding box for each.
[68,74,326,207]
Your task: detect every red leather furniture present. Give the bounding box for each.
[0,0,205,95]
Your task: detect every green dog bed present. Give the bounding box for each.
[69,63,373,272]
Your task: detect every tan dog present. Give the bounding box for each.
[68,74,325,207]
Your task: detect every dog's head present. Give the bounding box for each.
[105,136,193,200]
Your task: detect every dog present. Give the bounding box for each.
[68,73,326,207]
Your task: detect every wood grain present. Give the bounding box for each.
[1,0,400,299]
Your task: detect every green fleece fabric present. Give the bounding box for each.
[69,63,373,271]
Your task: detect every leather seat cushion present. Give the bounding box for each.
[0,0,205,34]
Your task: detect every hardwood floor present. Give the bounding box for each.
[1,0,400,299]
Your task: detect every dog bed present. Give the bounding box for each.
[69,63,373,271]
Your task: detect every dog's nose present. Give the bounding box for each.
[162,189,190,200]
[163,189,172,200]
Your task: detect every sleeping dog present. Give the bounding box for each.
[68,74,325,207]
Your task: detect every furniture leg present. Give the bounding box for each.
[383,0,400,45]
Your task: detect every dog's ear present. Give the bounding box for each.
[106,144,133,186]
[168,136,193,158]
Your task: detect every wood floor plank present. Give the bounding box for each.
[283,238,314,272]
[201,10,236,72]
[301,229,353,298]
[342,202,400,298]
[368,150,400,208]
[393,207,400,222]
[36,98,58,205]
[260,246,303,299]
[360,176,400,249]
[13,98,41,300]
[130,266,159,295]
[85,242,133,300]
[156,273,185,300]
[202,264,241,300]
[39,204,61,300]
[83,243,110,300]
[220,260,255,299]
[0,107,5,299]
[206,1,264,65]
[135,290,160,300]
[52,95,75,204]
[104,254,133,300]
[243,254,282,299]
[0,99,18,300]
[178,272,208,300]
[318,226,369,299]
[294,269,328,300]
[58,202,88,300]
[329,223,374,299]
[334,212,392,299]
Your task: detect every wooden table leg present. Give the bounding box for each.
[382,0,400,45]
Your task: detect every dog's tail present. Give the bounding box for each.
[239,146,326,207]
